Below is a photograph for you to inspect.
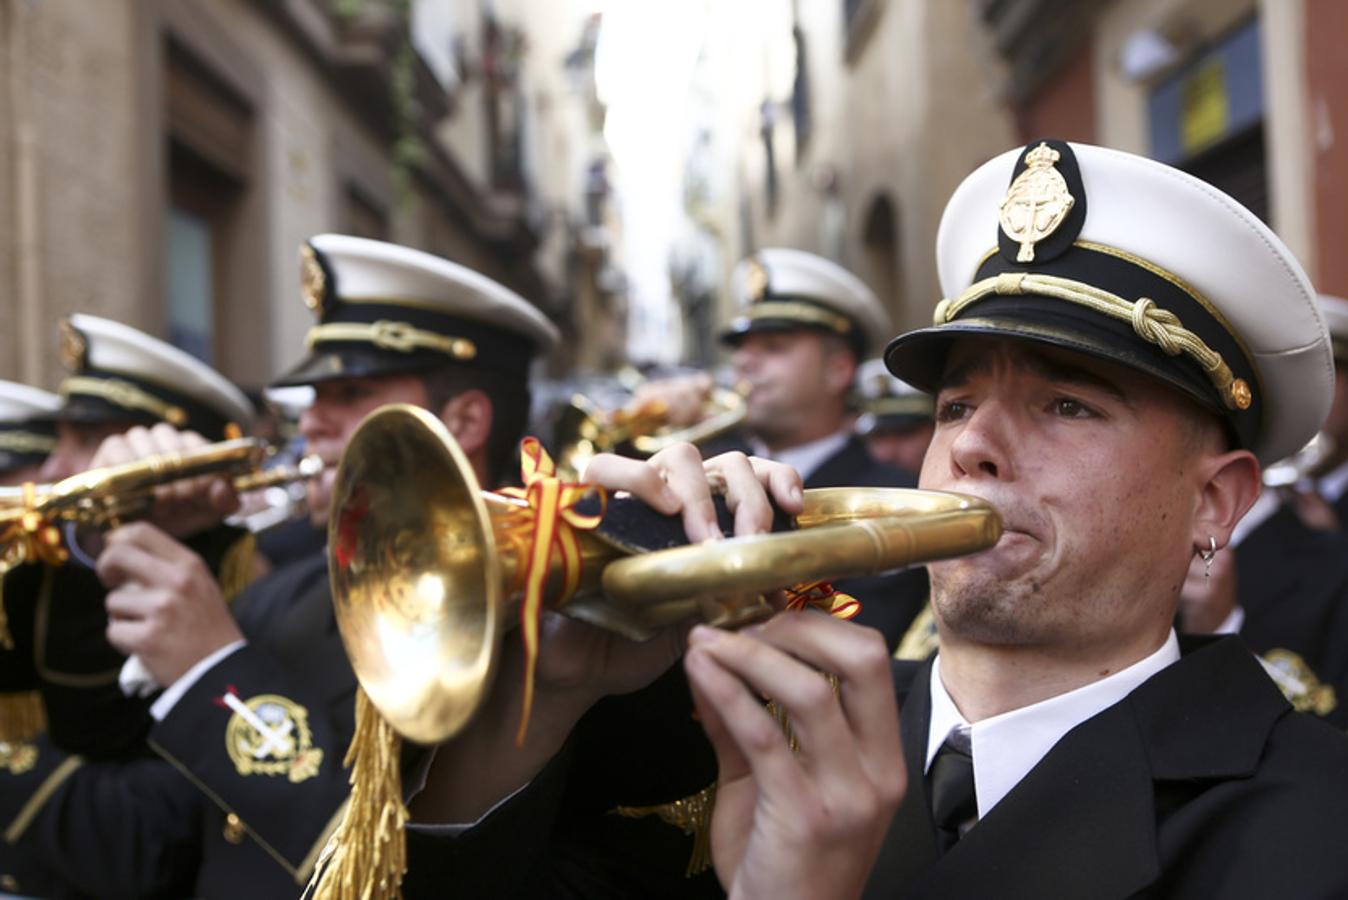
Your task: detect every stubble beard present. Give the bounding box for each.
[929,562,1051,646]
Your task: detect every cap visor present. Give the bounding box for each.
[884,305,1222,420]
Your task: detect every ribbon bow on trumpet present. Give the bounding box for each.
[498,438,607,745]
[782,580,861,620]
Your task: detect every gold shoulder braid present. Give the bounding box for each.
[614,784,717,877]
[1259,649,1337,717]
[613,671,842,879]
[894,602,938,661]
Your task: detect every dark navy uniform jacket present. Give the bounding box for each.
[0,549,357,899]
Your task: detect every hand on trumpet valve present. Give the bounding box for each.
[530,443,804,704]
[90,424,241,538]
[99,520,243,687]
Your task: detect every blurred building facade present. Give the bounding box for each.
[674,0,1348,365]
[0,0,621,393]
[985,0,1348,296]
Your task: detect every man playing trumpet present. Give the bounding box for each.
[399,141,1348,899]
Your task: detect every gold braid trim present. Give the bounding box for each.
[614,783,717,877]
[0,692,45,744]
[934,272,1251,410]
[615,671,843,878]
[742,301,853,335]
[0,432,55,455]
[60,376,187,426]
[306,321,477,361]
[308,688,406,900]
[4,755,83,843]
[218,532,258,605]
[894,602,938,662]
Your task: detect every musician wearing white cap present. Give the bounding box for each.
[0,317,261,894]
[670,140,1348,899]
[714,249,930,646]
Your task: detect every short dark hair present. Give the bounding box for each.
[419,366,531,487]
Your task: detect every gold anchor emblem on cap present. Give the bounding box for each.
[300,245,327,314]
[743,257,769,302]
[59,319,88,372]
[1000,142,1076,263]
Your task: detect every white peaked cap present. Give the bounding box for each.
[886,140,1331,464]
[724,248,894,357]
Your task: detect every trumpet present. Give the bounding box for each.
[329,404,1002,744]
[554,379,748,481]
[0,438,323,534]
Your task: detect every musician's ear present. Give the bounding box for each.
[438,388,494,462]
[1191,447,1260,551]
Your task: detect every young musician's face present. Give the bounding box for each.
[919,337,1212,656]
[298,373,430,523]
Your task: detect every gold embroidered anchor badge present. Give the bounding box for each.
[999,142,1076,262]
[217,687,323,783]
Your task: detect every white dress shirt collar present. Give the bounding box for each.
[925,630,1181,820]
[749,429,851,482]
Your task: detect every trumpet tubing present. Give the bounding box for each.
[0,439,324,529]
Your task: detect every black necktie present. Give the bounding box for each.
[928,735,977,854]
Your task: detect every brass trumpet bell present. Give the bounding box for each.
[329,404,1003,746]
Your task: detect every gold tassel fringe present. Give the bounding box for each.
[0,573,12,650]
[0,691,46,743]
[614,782,717,876]
[219,532,258,604]
[308,688,406,900]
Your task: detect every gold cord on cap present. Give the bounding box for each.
[0,432,56,455]
[305,321,477,361]
[59,377,189,426]
[740,301,853,336]
[934,272,1252,411]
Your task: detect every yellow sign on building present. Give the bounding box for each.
[1180,60,1229,155]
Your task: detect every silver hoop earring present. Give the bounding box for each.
[1198,536,1217,579]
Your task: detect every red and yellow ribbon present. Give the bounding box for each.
[498,438,606,745]
[782,579,861,620]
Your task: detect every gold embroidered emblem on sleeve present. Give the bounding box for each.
[221,691,323,783]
